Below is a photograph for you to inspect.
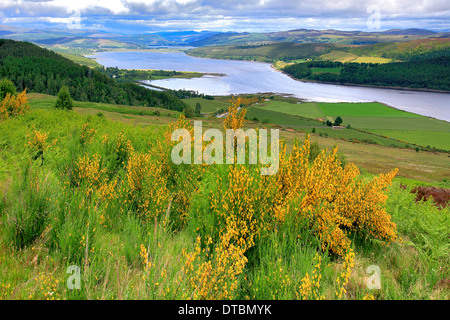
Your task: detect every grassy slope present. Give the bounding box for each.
[24,93,450,183]
[317,102,450,150]
[188,43,332,62]
[182,97,230,113]
[0,100,448,301]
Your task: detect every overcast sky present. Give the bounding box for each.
[0,0,449,33]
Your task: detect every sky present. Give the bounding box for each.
[0,0,449,34]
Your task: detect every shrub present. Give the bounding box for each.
[0,89,29,120]
[55,86,73,110]
[0,79,16,99]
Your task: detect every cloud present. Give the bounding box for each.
[0,0,449,32]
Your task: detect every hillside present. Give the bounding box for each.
[0,39,187,111]
[0,89,448,300]
[190,28,450,46]
[282,56,450,91]
[188,43,333,62]
[188,38,450,64]
[1,24,449,50]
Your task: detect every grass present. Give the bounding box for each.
[182,97,230,114]
[369,130,450,151]
[254,100,324,119]
[315,103,450,150]
[317,102,422,118]
[319,50,359,63]
[24,92,450,182]
[58,52,103,69]
[28,93,181,117]
[245,106,324,127]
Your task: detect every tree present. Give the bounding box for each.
[326,120,333,127]
[334,116,343,126]
[309,141,321,162]
[55,86,73,110]
[184,105,194,118]
[195,102,202,117]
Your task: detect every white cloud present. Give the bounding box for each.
[0,0,448,31]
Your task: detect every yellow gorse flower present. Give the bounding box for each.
[0,89,29,120]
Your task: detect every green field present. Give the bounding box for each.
[183,97,230,113]
[255,100,324,119]
[245,106,324,127]
[29,93,181,118]
[58,52,103,69]
[340,116,449,131]
[239,100,450,151]
[370,130,450,151]
[317,102,422,117]
[316,103,450,150]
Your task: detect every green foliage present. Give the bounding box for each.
[2,164,57,249]
[55,85,73,110]
[334,116,343,126]
[195,102,202,116]
[0,107,448,300]
[189,43,332,62]
[387,183,450,260]
[0,78,16,99]
[183,105,195,118]
[283,57,450,91]
[308,141,321,162]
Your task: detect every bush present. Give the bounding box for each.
[0,78,16,99]
[55,86,73,110]
[183,105,194,118]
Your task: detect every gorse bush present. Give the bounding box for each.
[0,88,29,120]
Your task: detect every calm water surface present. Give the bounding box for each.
[89,51,450,122]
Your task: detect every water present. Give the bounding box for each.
[88,51,450,122]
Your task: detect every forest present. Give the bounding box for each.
[0,39,188,111]
[283,56,450,91]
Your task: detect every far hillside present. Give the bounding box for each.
[282,56,450,91]
[188,43,333,62]
[188,38,450,66]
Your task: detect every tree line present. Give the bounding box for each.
[0,39,188,111]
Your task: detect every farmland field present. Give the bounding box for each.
[369,130,450,150]
[316,102,423,117]
[245,106,324,127]
[240,99,450,151]
[254,100,324,119]
[182,97,230,113]
[316,103,450,150]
